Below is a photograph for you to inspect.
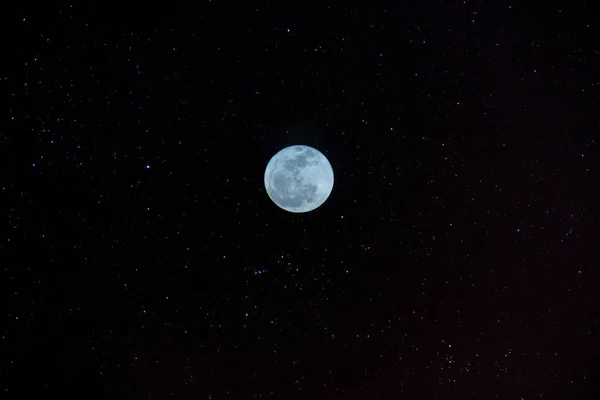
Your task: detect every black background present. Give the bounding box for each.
[2,1,599,398]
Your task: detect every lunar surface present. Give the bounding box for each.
[264,145,334,213]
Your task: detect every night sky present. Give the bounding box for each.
[2,1,599,399]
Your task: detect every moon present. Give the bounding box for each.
[264,145,334,213]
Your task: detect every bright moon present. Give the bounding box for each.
[264,145,334,213]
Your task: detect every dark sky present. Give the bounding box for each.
[2,1,599,399]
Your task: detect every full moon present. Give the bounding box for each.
[264,145,334,213]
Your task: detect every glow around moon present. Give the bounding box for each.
[264,145,334,213]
